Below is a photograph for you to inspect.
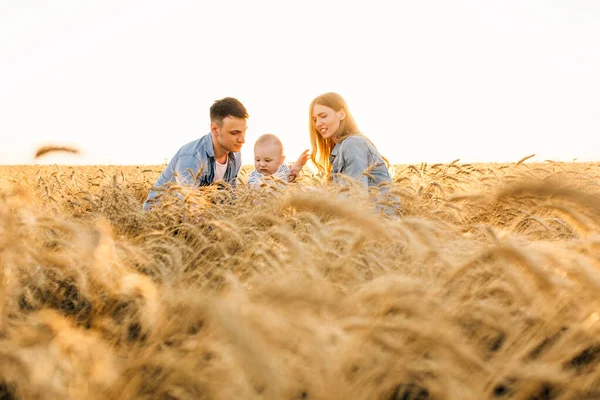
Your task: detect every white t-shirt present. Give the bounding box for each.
[213,159,227,182]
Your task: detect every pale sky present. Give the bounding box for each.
[1,0,599,166]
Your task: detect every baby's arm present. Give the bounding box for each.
[247,169,263,188]
[288,149,309,182]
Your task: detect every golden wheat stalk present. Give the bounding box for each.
[34,145,80,159]
[516,153,535,166]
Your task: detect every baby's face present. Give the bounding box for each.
[254,142,284,176]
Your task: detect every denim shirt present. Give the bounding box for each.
[330,135,392,188]
[143,132,242,209]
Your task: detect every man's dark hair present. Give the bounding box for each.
[210,97,249,126]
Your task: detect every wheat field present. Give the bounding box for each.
[1,160,600,400]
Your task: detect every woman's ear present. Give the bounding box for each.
[338,110,346,121]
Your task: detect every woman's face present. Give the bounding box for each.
[312,104,345,141]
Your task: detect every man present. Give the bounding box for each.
[143,97,248,210]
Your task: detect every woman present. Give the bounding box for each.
[308,92,392,188]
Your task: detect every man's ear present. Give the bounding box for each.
[210,122,219,136]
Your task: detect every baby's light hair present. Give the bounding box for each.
[254,133,284,157]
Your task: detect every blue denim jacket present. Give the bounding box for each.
[330,135,392,188]
[330,135,400,218]
[143,133,242,210]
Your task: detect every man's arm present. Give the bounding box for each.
[173,155,201,186]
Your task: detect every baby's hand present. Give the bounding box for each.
[295,149,309,167]
[289,149,310,182]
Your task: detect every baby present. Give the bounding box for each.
[248,133,309,187]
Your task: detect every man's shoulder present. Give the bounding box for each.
[177,133,211,156]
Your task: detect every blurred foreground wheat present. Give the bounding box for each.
[1,161,600,399]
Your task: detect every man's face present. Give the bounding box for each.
[212,116,247,153]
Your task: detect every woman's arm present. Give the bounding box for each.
[340,139,369,188]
